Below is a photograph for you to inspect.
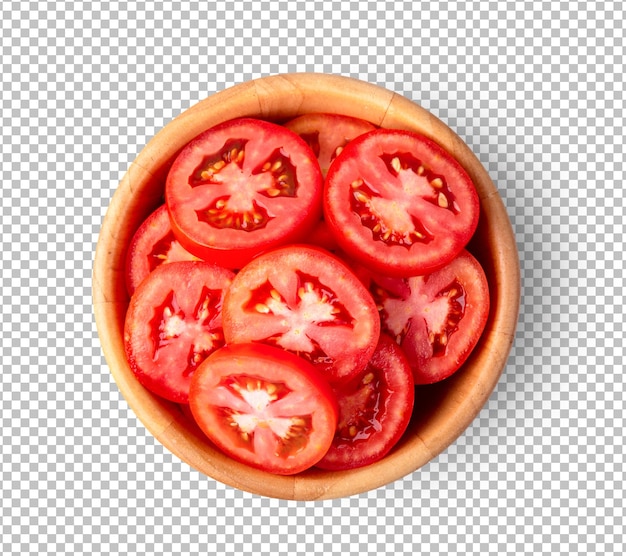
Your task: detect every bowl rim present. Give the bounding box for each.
[93,72,520,500]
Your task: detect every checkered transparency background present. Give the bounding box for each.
[2,1,624,554]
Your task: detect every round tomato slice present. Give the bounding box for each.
[283,112,376,177]
[124,261,235,403]
[189,343,338,475]
[324,128,480,277]
[165,117,323,269]
[369,249,490,384]
[125,204,201,295]
[316,334,415,471]
[222,245,381,384]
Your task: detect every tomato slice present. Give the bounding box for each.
[124,261,235,403]
[165,117,323,269]
[324,128,480,277]
[124,204,201,295]
[189,343,338,475]
[369,250,490,384]
[222,245,381,384]
[283,112,376,177]
[315,333,415,471]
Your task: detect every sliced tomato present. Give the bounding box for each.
[189,343,338,475]
[123,261,235,403]
[324,128,480,277]
[283,112,376,177]
[165,117,323,269]
[222,245,380,384]
[316,333,415,471]
[369,249,490,384]
[124,204,201,295]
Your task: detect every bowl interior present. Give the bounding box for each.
[93,73,520,500]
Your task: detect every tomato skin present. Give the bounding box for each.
[316,334,415,471]
[189,343,339,475]
[125,204,200,296]
[370,249,490,384]
[123,260,235,403]
[165,117,324,270]
[222,244,381,385]
[324,128,480,277]
[283,112,377,177]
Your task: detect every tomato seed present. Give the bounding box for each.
[353,190,369,204]
[391,156,402,173]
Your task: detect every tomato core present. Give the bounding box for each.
[149,287,225,376]
[242,269,356,365]
[190,138,299,233]
[213,374,314,457]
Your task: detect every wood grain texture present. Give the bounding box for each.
[92,73,520,500]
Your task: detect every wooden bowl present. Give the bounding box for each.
[93,73,520,500]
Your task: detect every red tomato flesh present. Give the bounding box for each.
[222,245,381,385]
[316,334,415,470]
[125,204,201,296]
[124,261,235,403]
[307,217,339,252]
[189,343,339,475]
[165,117,323,269]
[324,128,480,277]
[283,112,377,177]
[369,249,490,384]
